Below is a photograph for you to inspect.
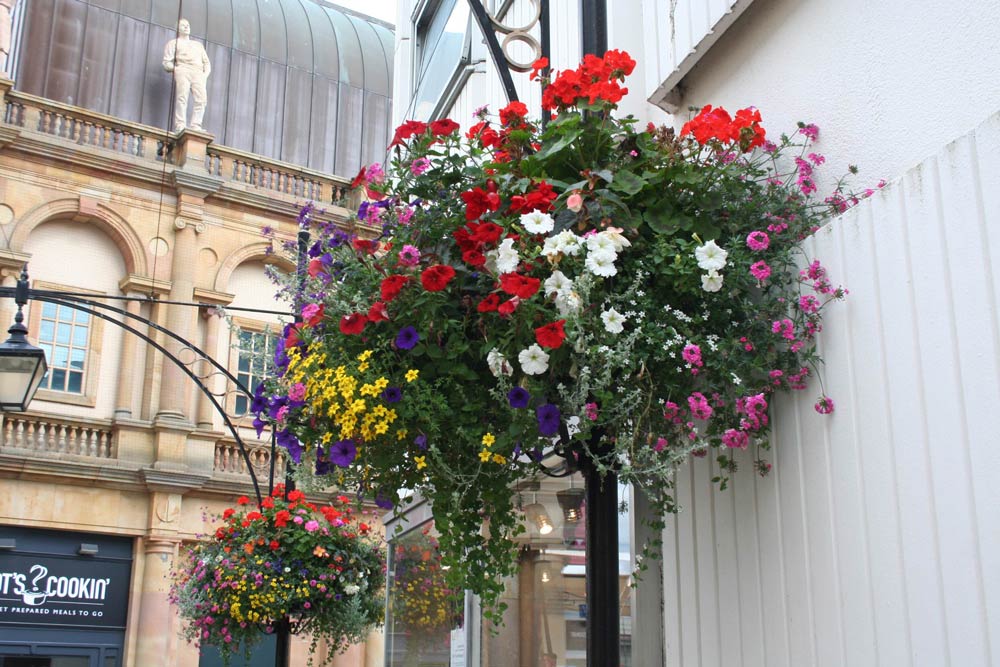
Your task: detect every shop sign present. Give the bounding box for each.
[0,552,131,629]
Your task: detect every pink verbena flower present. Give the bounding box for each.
[814,396,835,414]
[750,260,771,281]
[746,230,770,251]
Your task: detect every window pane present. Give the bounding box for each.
[75,309,90,324]
[40,343,52,360]
[72,325,89,347]
[234,395,247,415]
[51,368,67,391]
[238,355,250,373]
[71,348,86,367]
[53,345,69,367]
[40,320,55,342]
[58,305,75,320]
[67,371,83,393]
[42,302,57,318]
[56,322,72,344]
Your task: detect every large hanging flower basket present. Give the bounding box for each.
[171,488,385,664]
[257,51,865,614]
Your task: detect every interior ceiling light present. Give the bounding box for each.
[557,487,585,523]
[525,499,554,536]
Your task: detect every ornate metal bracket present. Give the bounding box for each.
[467,0,550,104]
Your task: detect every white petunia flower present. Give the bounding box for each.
[542,230,583,257]
[701,270,724,292]
[344,584,360,595]
[695,240,728,271]
[601,227,632,251]
[518,344,550,375]
[585,252,618,277]
[586,233,619,258]
[520,210,555,234]
[601,308,626,333]
[487,348,513,377]
[555,290,582,316]
[544,270,573,298]
[495,237,520,274]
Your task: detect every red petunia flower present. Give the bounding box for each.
[305,304,325,328]
[535,319,567,349]
[380,275,410,302]
[339,313,368,335]
[497,297,520,317]
[462,249,487,267]
[461,186,501,221]
[353,238,378,255]
[477,293,500,312]
[367,301,389,322]
[308,257,325,278]
[421,264,456,291]
[499,273,541,299]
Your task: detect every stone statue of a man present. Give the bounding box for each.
[163,18,211,132]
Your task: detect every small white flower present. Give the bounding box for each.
[731,372,742,385]
[520,210,555,234]
[544,270,573,298]
[601,308,626,334]
[518,344,550,375]
[495,238,520,274]
[695,240,728,271]
[585,252,618,277]
[701,270,724,292]
[344,584,360,595]
[487,348,512,377]
[555,291,582,315]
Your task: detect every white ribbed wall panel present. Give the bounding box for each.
[661,111,1000,667]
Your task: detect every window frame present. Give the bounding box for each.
[227,316,280,419]
[27,280,105,408]
[408,0,473,121]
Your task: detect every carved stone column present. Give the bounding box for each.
[133,536,180,667]
[194,289,233,430]
[113,295,143,419]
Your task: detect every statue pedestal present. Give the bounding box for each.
[172,127,214,172]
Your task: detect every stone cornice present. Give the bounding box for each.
[171,169,223,199]
[140,467,212,494]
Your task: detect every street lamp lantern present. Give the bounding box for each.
[0,268,47,412]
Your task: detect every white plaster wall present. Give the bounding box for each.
[646,0,1000,192]
[24,220,127,420]
[660,105,1000,667]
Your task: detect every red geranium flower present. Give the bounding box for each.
[529,56,549,81]
[430,118,460,136]
[269,540,280,551]
[509,180,557,214]
[287,490,305,502]
[499,273,541,299]
[261,496,275,509]
[535,320,567,349]
[381,275,410,302]
[421,265,456,291]
[499,101,529,127]
[339,313,367,335]
[273,510,291,527]
[389,119,428,148]
[466,121,501,148]
[245,511,263,522]
[236,496,250,505]
[223,508,236,519]
[477,294,500,312]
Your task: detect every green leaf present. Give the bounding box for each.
[534,129,582,160]
[609,169,647,195]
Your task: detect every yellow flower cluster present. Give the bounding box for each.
[478,432,506,465]
[284,346,413,443]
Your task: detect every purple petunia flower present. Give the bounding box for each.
[508,387,530,409]
[382,387,403,403]
[536,403,561,437]
[330,439,357,467]
[252,415,267,438]
[315,447,331,475]
[414,434,428,450]
[395,326,420,350]
[276,428,303,463]
[374,490,394,510]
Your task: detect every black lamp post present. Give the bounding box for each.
[0,267,47,412]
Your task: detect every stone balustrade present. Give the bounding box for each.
[213,438,286,481]
[1,88,352,206]
[0,413,115,459]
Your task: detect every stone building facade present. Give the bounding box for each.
[0,2,393,666]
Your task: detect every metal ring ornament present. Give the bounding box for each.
[488,0,543,73]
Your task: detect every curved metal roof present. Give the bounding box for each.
[14,0,394,175]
